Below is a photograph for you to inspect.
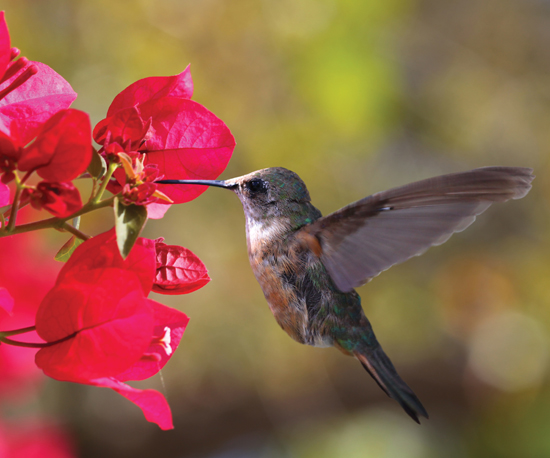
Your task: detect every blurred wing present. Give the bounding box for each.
[302,167,534,292]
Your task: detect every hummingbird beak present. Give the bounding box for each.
[156,179,235,189]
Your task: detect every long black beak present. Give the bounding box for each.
[156,179,232,189]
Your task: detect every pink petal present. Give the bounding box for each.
[0,287,14,317]
[0,182,9,207]
[0,62,77,144]
[89,377,173,430]
[141,98,233,151]
[0,12,10,79]
[56,228,156,295]
[35,269,154,381]
[153,244,210,295]
[93,106,148,147]
[36,181,82,218]
[19,109,92,182]
[146,202,171,220]
[141,98,234,203]
[116,300,189,381]
[107,66,193,117]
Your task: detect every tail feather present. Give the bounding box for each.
[355,347,428,423]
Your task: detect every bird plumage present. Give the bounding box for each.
[159,166,534,423]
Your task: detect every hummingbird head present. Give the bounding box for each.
[225,167,311,219]
[158,167,313,222]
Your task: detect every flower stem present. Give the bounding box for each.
[93,161,118,203]
[0,336,49,348]
[0,325,36,337]
[0,195,116,238]
[62,222,91,240]
[0,325,48,348]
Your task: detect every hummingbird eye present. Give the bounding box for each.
[246,178,267,194]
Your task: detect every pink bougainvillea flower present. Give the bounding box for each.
[20,181,82,218]
[87,377,174,430]
[0,286,14,317]
[56,228,156,294]
[116,300,189,381]
[18,109,92,182]
[35,268,155,381]
[37,229,190,429]
[94,66,235,206]
[107,65,193,113]
[0,13,78,185]
[153,238,210,295]
[85,301,189,430]
[35,268,187,430]
[116,152,172,206]
[121,182,158,206]
[93,105,150,151]
[0,60,77,145]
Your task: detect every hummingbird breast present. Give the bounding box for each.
[245,214,335,347]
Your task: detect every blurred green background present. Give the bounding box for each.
[1,0,549,456]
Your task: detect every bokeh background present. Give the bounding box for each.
[1,0,549,456]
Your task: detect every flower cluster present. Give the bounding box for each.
[94,65,235,218]
[0,10,235,431]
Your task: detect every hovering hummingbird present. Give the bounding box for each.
[158,166,534,423]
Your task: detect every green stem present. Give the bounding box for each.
[0,195,116,238]
[93,162,118,203]
[62,222,91,240]
[0,325,36,337]
[0,336,49,348]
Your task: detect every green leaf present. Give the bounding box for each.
[88,147,107,179]
[114,197,148,259]
[55,236,84,262]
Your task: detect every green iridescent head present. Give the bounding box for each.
[227,167,310,202]
[222,167,312,220]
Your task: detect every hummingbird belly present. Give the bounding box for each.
[247,223,333,348]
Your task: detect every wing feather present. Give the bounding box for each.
[302,167,534,292]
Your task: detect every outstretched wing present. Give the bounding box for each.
[301,167,534,292]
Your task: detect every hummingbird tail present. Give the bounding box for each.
[355,347,428,424]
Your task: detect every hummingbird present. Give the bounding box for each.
[158,166,534,423]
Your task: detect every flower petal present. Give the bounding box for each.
[35,269,154,381]
[25,181,82,218]
[107,66,193,117]
[141,97,235,203]
[88,377,173,430]
[116,300,189,381]
[19,109,92,182]
[146,202,171,220]
[93,106,147,147]
[153,243,210,295]
[0,62,77,144]
[56,228,156,295]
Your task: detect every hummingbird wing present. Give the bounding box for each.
[301,167,534,292]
